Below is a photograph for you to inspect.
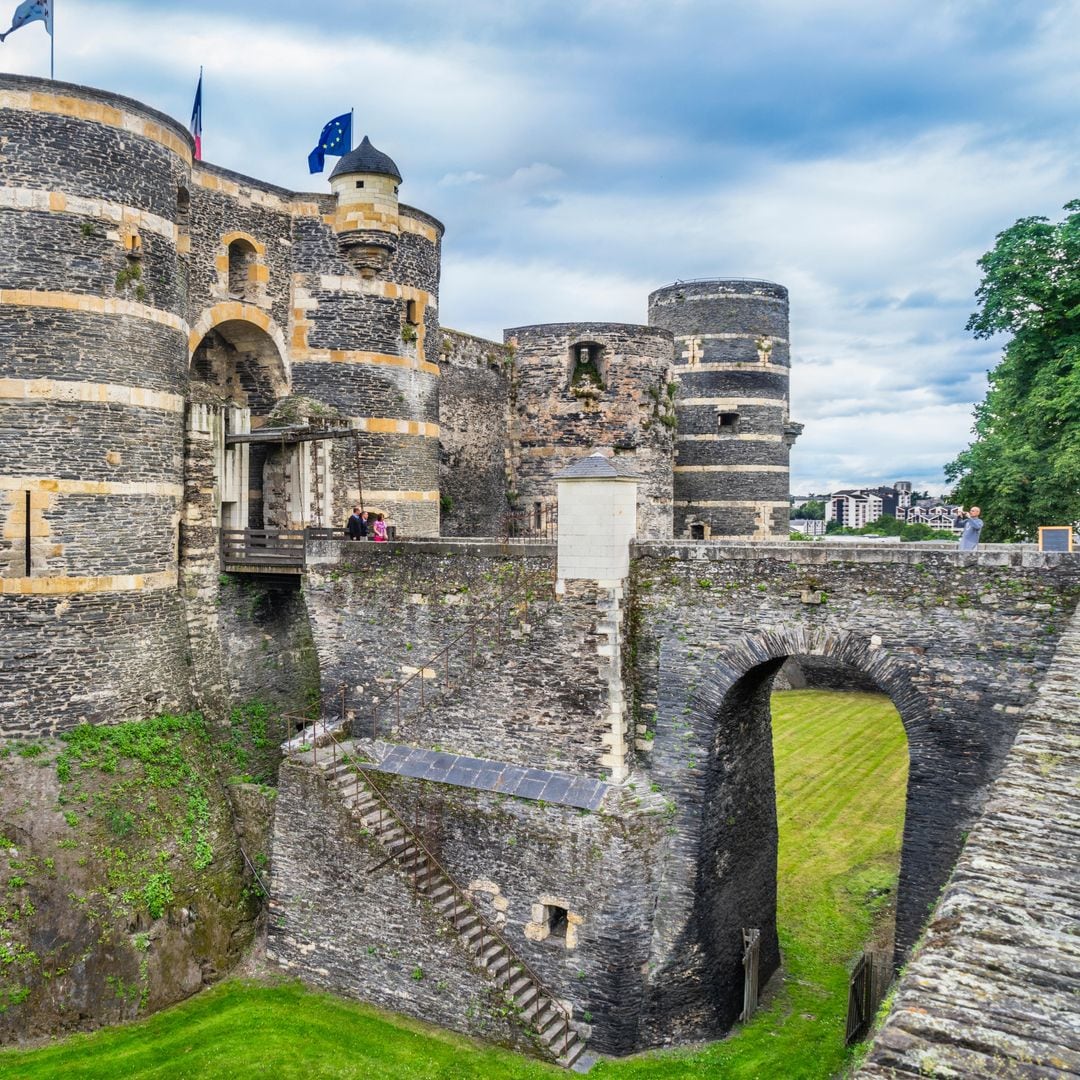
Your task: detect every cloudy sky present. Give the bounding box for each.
[3,1,1079,494]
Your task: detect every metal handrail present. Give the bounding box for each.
[285,721,575,1059]
[238,842,271,898]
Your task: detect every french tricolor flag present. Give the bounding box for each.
[190,69,203,161]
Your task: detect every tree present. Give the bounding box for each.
[945,201,1080,541]
[799,499,825,520]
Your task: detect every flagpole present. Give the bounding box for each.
[350,108,354,151]
[50,0,54,79]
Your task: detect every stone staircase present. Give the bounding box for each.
[295,737,594,1072]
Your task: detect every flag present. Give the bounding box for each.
[308,112,351,174]
[189,70,203,161]
[0,0,52,42]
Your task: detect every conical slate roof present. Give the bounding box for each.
[554,452,641,480]
[329,136,402,182]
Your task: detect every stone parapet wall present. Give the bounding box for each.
[857,604,1080,1078]
[302,541,618,777]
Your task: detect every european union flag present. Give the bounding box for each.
[308,112,352,174]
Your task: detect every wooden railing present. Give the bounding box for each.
[220,528,306,569]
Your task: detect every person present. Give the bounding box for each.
[346,506,370,540]
[346,506,363,540]
[957,506,984,550]
[372,513,388,542]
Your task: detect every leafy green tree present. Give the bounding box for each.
[798,499,825,520]
[945,201,1080,540]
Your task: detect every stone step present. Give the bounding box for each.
[428,882,454,905]
[560,1043,593,1072]
[508,976,539,1010]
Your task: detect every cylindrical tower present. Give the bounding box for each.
[291,137,443,536]
[0,74,193,735]
[648,279,799,541]
[503,322,675,539]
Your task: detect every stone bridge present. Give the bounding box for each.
[270,537,1080,1060]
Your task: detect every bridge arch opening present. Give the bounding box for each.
[681,633,921,1036]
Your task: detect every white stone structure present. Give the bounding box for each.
[554,453,640,589]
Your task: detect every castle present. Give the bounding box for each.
[0,73,800,734]
[5,75,1076,1075]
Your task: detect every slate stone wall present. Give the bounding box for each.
[185,164,295,332]
[648,280,793,540]
[268,761,536,1054]
[0,590,192,738]
[302,540,616,778]
[858,603,1080,1079]
[629,540,1080,1048]
[503,322,675,540]
[437,328,511,537]
[0,73,191,733]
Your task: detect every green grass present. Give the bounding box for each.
[0,690,907,1079]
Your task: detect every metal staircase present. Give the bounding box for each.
[286,729,593,1071]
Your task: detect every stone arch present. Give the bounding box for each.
[684,625,934,966]
[188,304,290,396]
[643,624,949,1044]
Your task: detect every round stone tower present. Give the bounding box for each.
[503,322,675,539]
[647,279,800,541]
[0,74,194,734]
[294,135,443,536]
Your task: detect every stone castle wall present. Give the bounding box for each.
[503,322,675,540]
[436,328,512,537]
[0,74,194,735]
[648,280,795,541]
[273,538,1080,1057]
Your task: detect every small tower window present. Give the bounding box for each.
[718,411,739,433]
[405,299,420,326]
[355,180,365,189]
[569,341,604,391]
[176,185,191,226]
[228,238,258,300]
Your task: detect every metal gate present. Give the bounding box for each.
[845,950,890,1045]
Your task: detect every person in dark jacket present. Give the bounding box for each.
[347,506,365,540]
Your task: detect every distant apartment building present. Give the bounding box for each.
[826,481,914,528]
[898,500,963,532]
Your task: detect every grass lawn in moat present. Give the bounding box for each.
[0,689,907,1080]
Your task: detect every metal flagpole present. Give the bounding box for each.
[50,0,54,79]
[350,108,354,151]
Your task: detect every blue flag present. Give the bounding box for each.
[0,0,52,42]
[308,112,352,174]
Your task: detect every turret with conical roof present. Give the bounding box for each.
[328,134,402,228]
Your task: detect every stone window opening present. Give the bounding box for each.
[569,341,605,393]
[23,490,31,576]
[718,411,740,434]
[525,896,580,948]
[228,238,259,301]
[176,185,190,227]
[355,180,365,189]
[690,522,708,540]
[405,299,421,326]
[546,905,568,940]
